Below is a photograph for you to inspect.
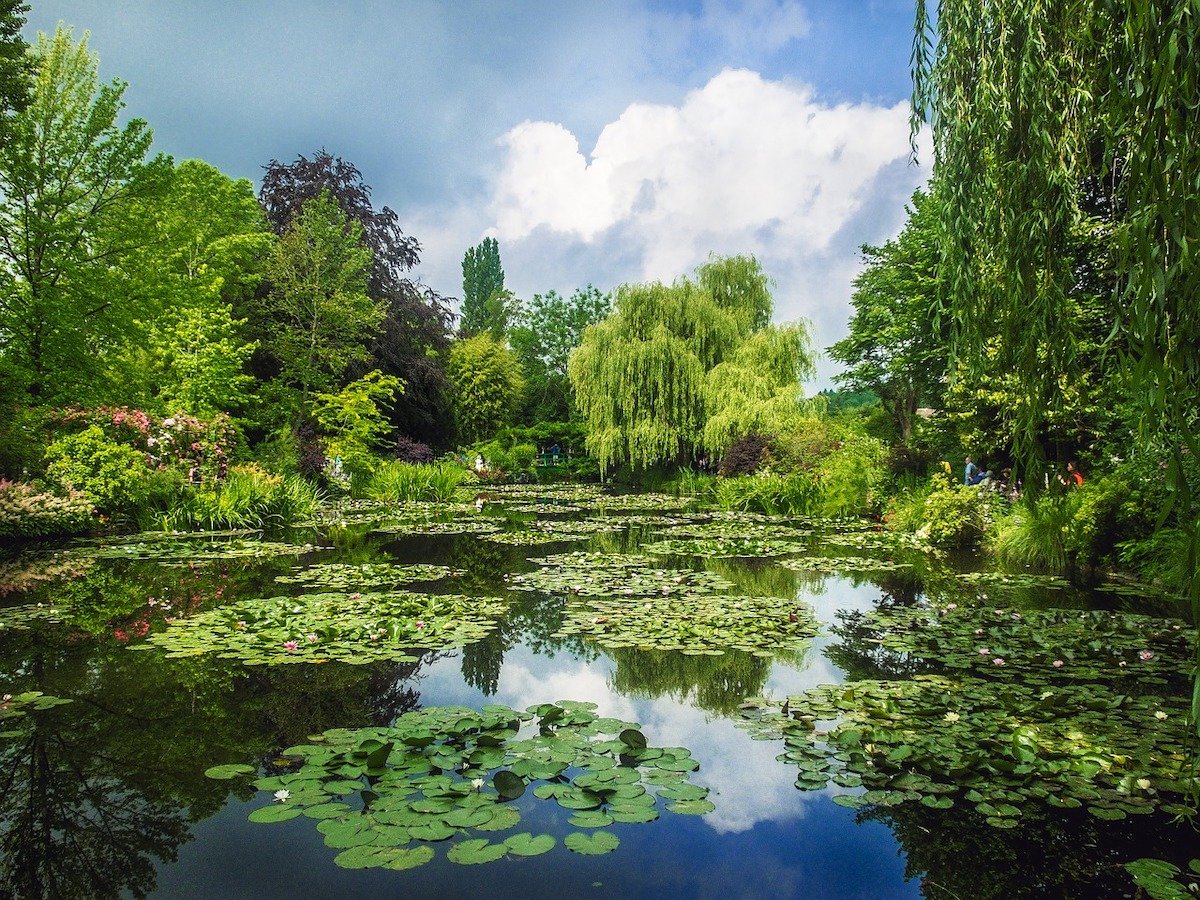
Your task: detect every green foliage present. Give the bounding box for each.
[828,189,947,442]
[992,496,1074,573]
[258,191,379,409]
[713,473,819,517]
[509,285,611,423]
[570,256,791,472]
[44,426,155,517]
[447,334,524,444]
[0,0,32,137]
[915,470,999,549]
[312,370,402,488]
[0,26,171,405]
[165,464,321,531]
[0,479,95,538]
[365,461,463,503]
[108,159,268,415]
[702,323,816,454]
[460,237,506,337]
[812,430,888,517]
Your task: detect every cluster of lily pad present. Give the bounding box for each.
[556,593,818,656]
[275,563,464,590]
[374,520,501,537]
[640,536,808,559]
[834,602,1193,685]
[0,602,65,633]
[482,519,625,547]
[779,556,913,574]
[81,537,320,563]
[509,552,733,597]
[209,701,711,869]
[740,674,1195,827]
[132,590,508,665]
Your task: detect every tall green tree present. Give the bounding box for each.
[257,191,379,413]
[828,190,949,442]
[460,237,506,337]
[446,333,524,444]
[0,26,171,404]
[911,0,1200,716]
[259,151,453,443]
[105,159,270,415]
[509,284,611,423]
[570,255,803,472]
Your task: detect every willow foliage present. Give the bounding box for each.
[570,256,813,472]
[912,0,1200,725]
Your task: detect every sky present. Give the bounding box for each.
[22,1,930,386]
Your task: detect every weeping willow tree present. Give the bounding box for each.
[702,323,816,453]
[569,255,812,472]
[911,0,1200,735]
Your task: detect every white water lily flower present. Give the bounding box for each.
[471,777,485,791]
[1155,711,1169,720]
[943,712,960,724]
[273,789,290,802]
[1136,778,1152,790]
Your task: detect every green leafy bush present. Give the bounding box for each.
[812,431,888,517]
[714,472,819,516]
[0,480,95,538]
[44,426,157,517]
[917,471,1000,548]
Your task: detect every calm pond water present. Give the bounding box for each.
[0,487,1194,899]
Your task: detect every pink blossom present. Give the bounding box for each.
[1138,650,1154,661]
[283,640,299,652]
[946,603,958,611]
[1052,660,1064,668]
[415,621,426,630]
[978,647,991,655]
[306,633,318,643]
[992,657,1005,666]
[349,592,362,600]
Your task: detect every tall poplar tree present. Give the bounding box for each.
[460,237,506,337]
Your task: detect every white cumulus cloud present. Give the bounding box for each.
[490,68,918,284]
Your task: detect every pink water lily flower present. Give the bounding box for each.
[1138,650,1154,661]
[306,633,318,643]
[415,621,426,630]
[978,647,991,655]
[1053,660,1064,668]
[283,640,299,652]
[992,657,1005,666]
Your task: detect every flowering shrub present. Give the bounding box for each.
[52,406,237,479]
[0,479,95,538]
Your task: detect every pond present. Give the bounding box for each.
[1,485,1196,899]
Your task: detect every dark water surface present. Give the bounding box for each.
[0,492,1193,899]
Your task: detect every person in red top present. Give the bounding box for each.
[1066,460,1084,487]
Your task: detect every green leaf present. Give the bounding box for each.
[504,832,556,857]
[204,763,256,780]
[564,830,620,855]
[493,770,526,800]
[447,838,509,865]
[248,803,304,823]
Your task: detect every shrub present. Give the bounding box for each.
[44,426,156,517]
[366,461,463,503]
[1118,525,1196,596]
[714,472,819,516]
[719,433,773,476]
[812,431,888,517]
[916,469,1000,549]
[0,480,96,538]
[394,435,435,464]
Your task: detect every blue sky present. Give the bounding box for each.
[23,1,928,385]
